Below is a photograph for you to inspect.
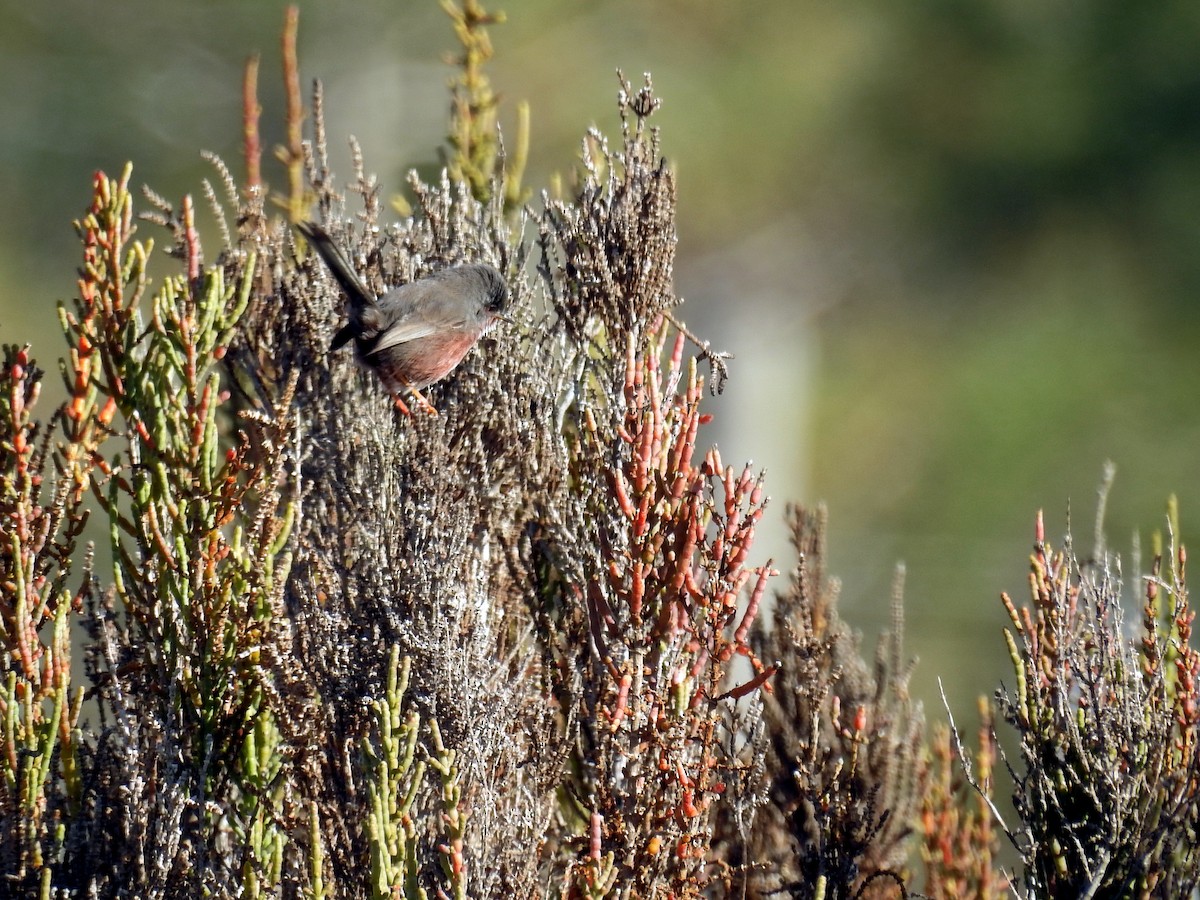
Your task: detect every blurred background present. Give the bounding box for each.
[3,0,1199,727]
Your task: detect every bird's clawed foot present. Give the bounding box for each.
[393,389,438,417]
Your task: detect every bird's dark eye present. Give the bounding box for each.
[487,287,509,313]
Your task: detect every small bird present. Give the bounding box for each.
[298,221,510,415]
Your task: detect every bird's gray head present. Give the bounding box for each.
[466,264,509,320]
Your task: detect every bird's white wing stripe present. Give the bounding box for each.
[369,322,442,354]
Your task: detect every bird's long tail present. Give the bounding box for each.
[297,222,377,351]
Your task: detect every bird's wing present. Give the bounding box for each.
[364,279,474,356]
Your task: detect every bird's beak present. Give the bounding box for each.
[493,311,515,324]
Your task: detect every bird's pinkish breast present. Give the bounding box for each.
[377,329,482,391]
